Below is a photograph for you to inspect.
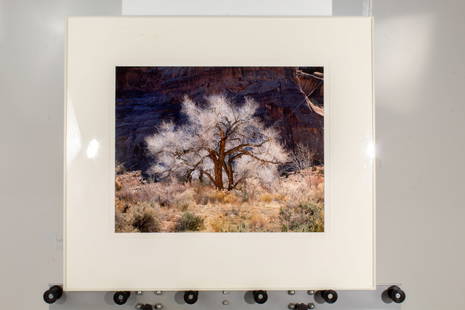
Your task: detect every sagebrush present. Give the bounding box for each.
[115,166,323,232]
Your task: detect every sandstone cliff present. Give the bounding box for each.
[116,67,324,173]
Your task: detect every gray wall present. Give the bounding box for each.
[0,1,121,309]
[0,0,464,309]
[374,1,465,309]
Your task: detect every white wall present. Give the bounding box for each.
[0,0,464,309]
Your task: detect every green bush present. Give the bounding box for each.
[175,212,204,232]
[279,202,323,232]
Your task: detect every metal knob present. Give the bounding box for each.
[385,285,406,303]
[43,285,63,304]
[252,290,268,304]
[316,290,338,304]
[184,291,199,304]
[113,291,131,305]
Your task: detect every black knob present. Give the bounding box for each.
[184,291,199,304]
[141,304,153,310]
[386,285,406,303]
[113,291,131,305]
[252,290,268,304]
[294,303,309,310]
[317,290,338,304]
[43,285,63,304]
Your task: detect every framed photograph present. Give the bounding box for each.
[65,17,374,290]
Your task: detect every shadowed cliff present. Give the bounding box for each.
[116,67,324,173]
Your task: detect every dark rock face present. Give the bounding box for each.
[116,67,324,173]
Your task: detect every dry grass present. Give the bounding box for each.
[115,167,324,232]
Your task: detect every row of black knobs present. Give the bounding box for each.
[43,285,406,305]
[116,290,336,306]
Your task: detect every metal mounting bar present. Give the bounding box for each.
[47,285,403,310]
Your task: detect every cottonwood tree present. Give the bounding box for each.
[146,95,288,190]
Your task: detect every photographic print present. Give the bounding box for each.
[115,67,324,232]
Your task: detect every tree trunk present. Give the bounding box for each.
[213,160,223,190]
[224,161,234,190]
[213,136,227,190]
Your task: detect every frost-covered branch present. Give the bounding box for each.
[146,95,289,190]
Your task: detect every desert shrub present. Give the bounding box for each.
[115,211,129,232]
[208,215,229,232]
[208,209,276,232]
[259,193,273,203]
[115,200,161,232]
[116,173,191,208]
[173,188,195,210]
[259,193,285,203]
[137,181,186,206]
[239,189,250,202]
[276,167,324,206]
[115,166,325,232]
[248,211,268,230]
[279,202,324,232]
[191,185,241,206]
[207,190,239,204]
[175,212,204,232]
[289,143,316,171]
[133,212,160,232]
[209,215,248,232]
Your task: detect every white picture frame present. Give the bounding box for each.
[65,16,375,291]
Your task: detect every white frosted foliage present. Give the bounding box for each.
[146,95,288,190]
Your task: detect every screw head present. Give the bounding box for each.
[308,303,315,309]
[136,291,143,295]
[135,304,143,310]
[288,303,296,309]
[222,300,230,305]
[154,291,163,295]
[154,303,163,309]
[288,290,295,295]
[222,291,229,295]
[307,290,315,295]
